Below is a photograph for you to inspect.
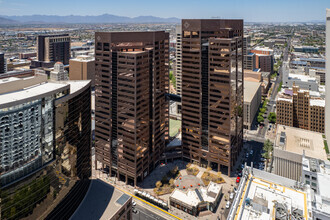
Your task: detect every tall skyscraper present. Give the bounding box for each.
[0,73,91,219]
[94,31,169,185]
[0,52,6,74]
[175,25,182,97]
[326,9,330,140]
[181,19,244,174]
[37,34,71,65]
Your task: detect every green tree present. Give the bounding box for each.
[268,112,276,123]
[262,139,273,159]
[278,81,283,92]
[257,115,264,124]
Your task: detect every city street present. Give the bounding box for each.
[92,157,178,220]
[257,38,291,138]
[233,140,264,174]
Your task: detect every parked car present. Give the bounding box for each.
[250,150,253,155]
[233,187,238,194]
[230,192,234,200]
[226,201,231,209]
[132,208,138,214]
[245,153,249,158]
[236,177,241,183]
[132,201,136,206]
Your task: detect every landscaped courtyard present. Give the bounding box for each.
[186,163,200,176]
[201,170,225,185]
[174,175,204,190]
[154,165,180,195]
[138,161,231,205]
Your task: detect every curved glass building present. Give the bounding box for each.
[0,73,91,220]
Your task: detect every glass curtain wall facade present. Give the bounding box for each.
[181,19,243,175]
[0,82,91,220]
[94,31,169,186]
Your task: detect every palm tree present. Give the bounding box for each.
[262,139,273,159]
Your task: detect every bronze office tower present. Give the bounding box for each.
[37,34,71,65]
[94,32,169,185]
[181,19,244,175]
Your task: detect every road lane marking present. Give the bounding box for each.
[103,179,182,220]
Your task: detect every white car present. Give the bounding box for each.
[229,192,234,200]
[226,201,231,209]
[132,201,136,206]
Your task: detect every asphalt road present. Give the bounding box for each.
[234,139,265,176]
[257,38,291,138]
[244,141,264,169]
[132,204,167,220]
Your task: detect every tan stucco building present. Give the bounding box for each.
[69,55,95,86]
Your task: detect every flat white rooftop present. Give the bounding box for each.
[253,46,273,52]
[0,80,90,109]
[70,55,95,62]
[310,99,325,107]
[244,81,261,103]
[0,82,68,108]
[0,77,21,84]
[170,182,222,207]
[288,73,316,82]
[277,97,292,103]
[276,125,327,161]
[239,175,308,220]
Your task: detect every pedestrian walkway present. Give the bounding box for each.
[196,170,203,179]
[180,169,187,176]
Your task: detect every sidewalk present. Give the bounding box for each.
[93,169,179,220]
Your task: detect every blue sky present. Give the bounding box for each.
[0,0,329,22]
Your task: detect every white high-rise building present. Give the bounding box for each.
[326,9,330,140]
[50,62,69,81]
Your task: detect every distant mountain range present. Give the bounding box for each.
[0,17,17,24]
[0,15,325,25]
[0,14,180,24]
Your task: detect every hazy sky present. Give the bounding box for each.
[0,0,329,22]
